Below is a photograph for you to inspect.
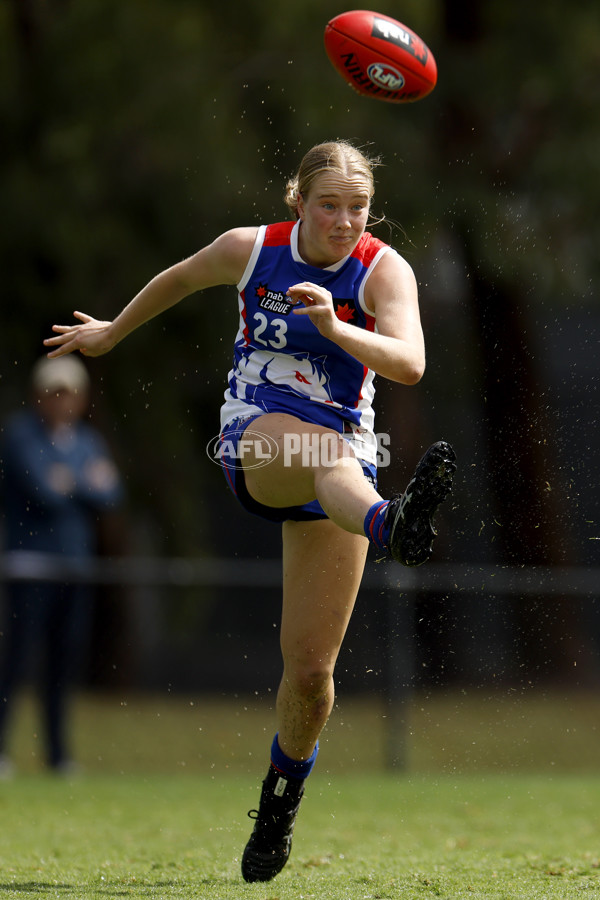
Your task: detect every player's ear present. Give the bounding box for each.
[297,192,305,222]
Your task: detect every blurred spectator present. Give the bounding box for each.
[0,355,123,775]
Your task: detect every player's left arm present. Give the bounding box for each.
[363,249,426,383]
[44,228,257,359]
[288,250,426,385]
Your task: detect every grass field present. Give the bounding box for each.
[1,689,600,898]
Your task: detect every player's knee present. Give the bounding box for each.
[285,660,333,700]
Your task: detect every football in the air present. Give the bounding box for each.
[324,10,437,103]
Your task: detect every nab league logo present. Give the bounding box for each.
[372,17,428,67]
[256,283,293,316]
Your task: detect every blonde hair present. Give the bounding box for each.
[284,141,380,219]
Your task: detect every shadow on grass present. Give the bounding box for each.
[0,887,76,895]
[0,881,78,894]
[0,883,185,896]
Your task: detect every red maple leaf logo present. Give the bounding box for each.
[256,284,267,298]
[335,302,355,323]
[410,35,427,65]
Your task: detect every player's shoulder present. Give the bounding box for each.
[354,232,412,277]
[352,230,394,266]
[202,221,294,286]
[214,221,293,253]
[362,238,417,313]
[202,226,260,284]
[369,246,416,294]
[263,221,295,246]
[214,226,260,255]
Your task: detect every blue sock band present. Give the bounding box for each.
[364,500,390,550]
[270,733,319,780]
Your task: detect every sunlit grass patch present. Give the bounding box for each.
[0,772,599,898]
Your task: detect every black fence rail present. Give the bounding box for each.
[1,552,598,769]
[1,551,597,595]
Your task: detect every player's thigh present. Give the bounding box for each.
[280,518,368,672]
[242,413,352,508]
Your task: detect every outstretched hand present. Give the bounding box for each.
[43,311,116,359]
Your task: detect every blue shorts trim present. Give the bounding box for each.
[219,415,377,524]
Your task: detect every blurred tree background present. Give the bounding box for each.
[1,0,599,690]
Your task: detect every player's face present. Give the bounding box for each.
[297,171,371,268]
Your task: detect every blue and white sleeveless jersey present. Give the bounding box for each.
[220,220,396,465]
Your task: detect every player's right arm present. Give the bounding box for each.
[44,227,258,358]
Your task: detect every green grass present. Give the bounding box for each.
[1,772,599,898]
[1,690,600,898]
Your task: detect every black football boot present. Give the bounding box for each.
[386,440,456,566]
[241,764,305,883]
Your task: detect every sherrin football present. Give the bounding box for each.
[324,10,437,103]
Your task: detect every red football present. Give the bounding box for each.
[324,10,437,103]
